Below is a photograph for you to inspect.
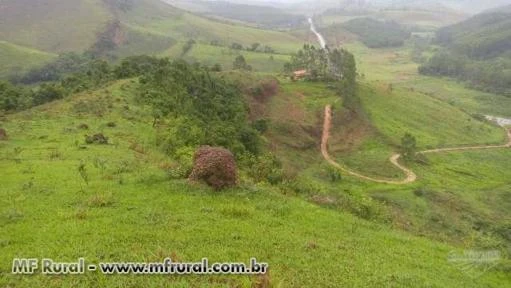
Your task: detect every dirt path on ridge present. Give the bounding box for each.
[321,105,511,185]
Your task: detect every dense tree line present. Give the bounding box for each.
[419,52,511,95]
[1,58,114,111]
[342,18,411,48]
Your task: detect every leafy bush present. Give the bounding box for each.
[32,84,65,106]
[0,81,31,111]
[85,134,109,145]
[243,153,283,184]
[138,59,261,156]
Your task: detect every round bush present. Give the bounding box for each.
[189,146,237,190]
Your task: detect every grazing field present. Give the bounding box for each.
[161,43,290,73]
[2,80,510,287]
[358,83,507,149]
[0,0,111,53]
[318,9,466,30]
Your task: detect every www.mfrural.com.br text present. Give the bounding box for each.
[12,258,268,275]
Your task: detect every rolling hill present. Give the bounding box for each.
[165,0,306,29]
[0,41,57,78]
[0,0,304,78]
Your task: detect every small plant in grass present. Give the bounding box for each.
[77,161,89,192]
[93,157,108,174]
[85,133,108,144]
[0,128,7,140]
[49,148,62,160]
[252,119,269,133]
[326,166,342,182]
[13,147,23,163]
[77,123,89,130]
[87,193,114,208]
[4,191,24,223]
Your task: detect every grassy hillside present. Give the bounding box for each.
[0,0,303,77]
[119,11,302,54]
[0,41,57,78]
[1,79,510,287]
[0,0,111,53]
[161,43,290,73]
[166,0,306,29]
[318,8,466,30]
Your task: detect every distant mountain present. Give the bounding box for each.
[435,5,511,59]
[166,0,306,28]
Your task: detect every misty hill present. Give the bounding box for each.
[342,18,411,48]
[0,0,302,78]
[419,5,511,95]
[166,0,306,28]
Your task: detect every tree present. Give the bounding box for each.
[249,43,260,52]
[401,133,417,160]
[211,63,222,72]
[182,39,196,55]
[0,81,30,111]
[231,43,244,50]
[233,55,252,71]
[32,84,65,106]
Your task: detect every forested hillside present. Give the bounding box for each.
[342,18,411,48]
[419,6,511,95]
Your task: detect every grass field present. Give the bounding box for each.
[161,43,290,73]
[318,9,466,30]
[118,0,303,55]
[2,80,510,287]
[0,41,57,78]
[0,0,111,53]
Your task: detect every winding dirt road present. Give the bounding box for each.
[321,105,511,184]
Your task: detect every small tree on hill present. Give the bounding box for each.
[233,55,252,71]
[401,133,417,160]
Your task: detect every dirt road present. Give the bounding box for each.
[321,105,511,185]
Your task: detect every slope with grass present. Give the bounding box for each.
[166,0,306,29]
[3,80,510,287]
[0,41,57,78]
[0,0,304,77]
[161,43,290,73]
[0,0,111,53]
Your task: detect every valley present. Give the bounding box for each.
[1,0,510,287]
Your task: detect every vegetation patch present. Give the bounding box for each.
[342,18,411,48]
[0,128,7,140]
